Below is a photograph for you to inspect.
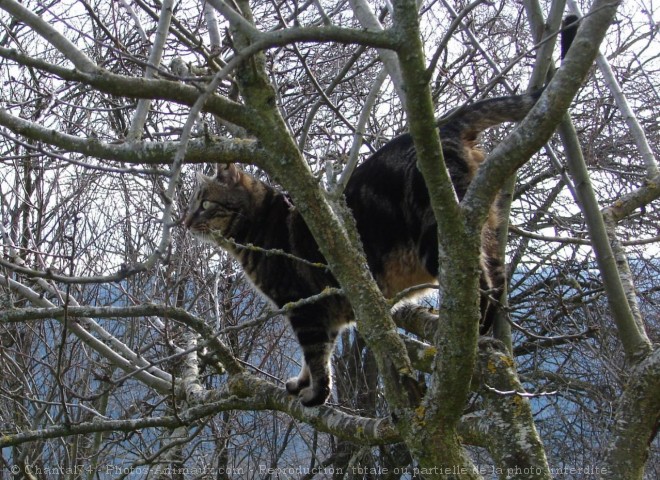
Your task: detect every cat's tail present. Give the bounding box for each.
[439,92,542,145]
[440,14,580,144]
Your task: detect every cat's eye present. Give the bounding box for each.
[201,200,214,210]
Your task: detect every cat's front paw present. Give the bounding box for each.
[285,376,309,395]
[299,385,330,407]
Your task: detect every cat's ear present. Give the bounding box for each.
[215,163,241,185]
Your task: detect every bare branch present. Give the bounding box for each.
[0,0,97,73]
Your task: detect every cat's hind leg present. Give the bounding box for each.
[286,310,338,407]
[285,363,310,394]
[285,352,332,407]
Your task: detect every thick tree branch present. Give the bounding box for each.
[0,17,398,131]
[0,108,265,166]
[558,115,653,362]
[227,374,400,445]
[602,347,660,479]
[474,341,551,479]
[390,1,483,476]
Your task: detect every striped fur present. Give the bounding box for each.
[184,91,540,406]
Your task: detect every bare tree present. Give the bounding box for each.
[1,0,658,479]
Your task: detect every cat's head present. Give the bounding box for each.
[184,163,256,243]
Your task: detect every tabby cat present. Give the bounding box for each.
[185,17,579,406]
[184,92,539,406]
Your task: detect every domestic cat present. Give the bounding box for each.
[185,17,579,406]
[185,92,541,405]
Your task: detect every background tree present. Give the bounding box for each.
[0,0,658,479]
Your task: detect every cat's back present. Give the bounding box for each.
[344,122,478,210]
[344,133,426,208]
